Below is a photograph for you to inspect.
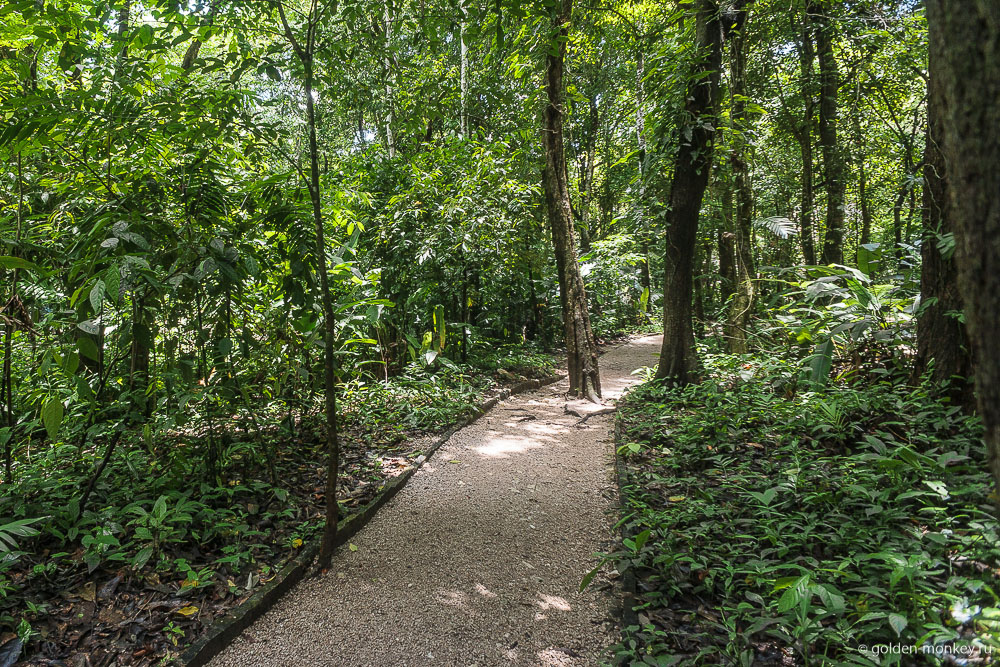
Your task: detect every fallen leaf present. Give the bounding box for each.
[348,543,359,552]
[98,575,122,599]
[175,606,199,616]
[668,496,686,502]
[77,582,97,602]
[0,637,22,667]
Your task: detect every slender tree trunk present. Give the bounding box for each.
[275,0,342,569]
[855,126,872,251]
[459,2,468,139]
[635,40,652,292]
[892,178,906,255]
[726,1,755,354]
[798,6,816,265]
[925,0,1000,499]
[2,153,23,482]
[129,293,150,416]
[814,0,844,265]
[180,6,216,71]
[718,226,736,306]
[305,54,341,573]
[118,0,129,59]
[912,49,972,408]
[383,0,396,157]
[578,95,599,253]
[904,185,917,246]
[656,0,724,384]
[542,0,601,401]
[693,240,713,339]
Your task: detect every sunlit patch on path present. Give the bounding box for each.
[211,335,662,666]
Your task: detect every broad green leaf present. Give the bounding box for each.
[89,279,105,313]
[133,545,153,570]
[808,339,834,385]
[42,397,64,440]
[0,256,40,272]
[888,613,907,636]
[78,335,100,360]
[105,266,121,303]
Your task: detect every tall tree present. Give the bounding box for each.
[459,0,469,139]
[813,0,844,265]
[726,0,755,354]
[926,0,1000,499]
[797,4,817,265]
[911,41,971,408]
[655,0,724,383]
[542,0,602,400]
[273,0,342,569]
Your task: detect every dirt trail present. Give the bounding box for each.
[210,334,662,667]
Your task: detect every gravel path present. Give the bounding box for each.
[210,334,662,667]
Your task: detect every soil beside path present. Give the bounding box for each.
[210,334,663,667]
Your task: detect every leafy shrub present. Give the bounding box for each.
[610,353,998,665]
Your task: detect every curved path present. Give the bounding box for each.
[211,335,662,667]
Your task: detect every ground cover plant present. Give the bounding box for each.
[0,347,553,665]
[613,349,1000,665]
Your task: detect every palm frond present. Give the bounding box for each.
[754,216,798,238]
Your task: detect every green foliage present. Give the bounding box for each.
[612,353,998,664]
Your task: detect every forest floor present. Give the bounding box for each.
[209,334,663,667]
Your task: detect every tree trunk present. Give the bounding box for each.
[718,226,736,306]
[852,104,873,254]
[655,0,724,384]
[814,0,844,265]
[459,1,469,139]
[857,147,872,251]
[275,0,342,570]
[384,0,396,157]
[912,49,972,408]
[798,6,817,265]
[2,152,23,482]
[726,1,755,354]
[925,0,1000,499]
[635,41,652,292]
[577,95,599,253]
[542,0,601,401]
[118,1,130,59]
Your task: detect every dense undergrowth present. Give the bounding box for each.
[1,345,554,665]
[613,350,999,665]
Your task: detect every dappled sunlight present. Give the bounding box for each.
[474,435,545,458]
[536,593,572,612]
[474,583,497,599]
[537,648,579,665]
[520,421,566,438]
[433,590,468,608]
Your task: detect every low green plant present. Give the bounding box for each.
[604,352,999,665]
